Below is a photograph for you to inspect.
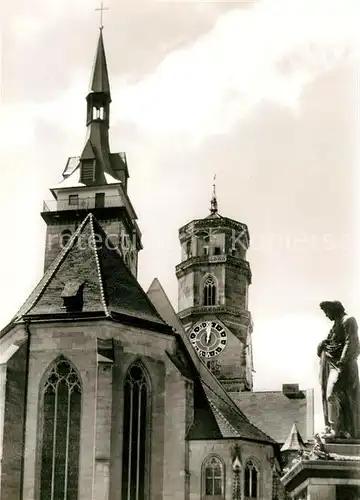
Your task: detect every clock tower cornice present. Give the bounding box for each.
[178,305,252,325]
[179,217,249,244]
[175,255,252,283]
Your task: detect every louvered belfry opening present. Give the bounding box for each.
[80,159,96,184]
[122,363,149,500]
[40,358,81,500]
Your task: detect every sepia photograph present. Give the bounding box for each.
[0,0,359,499]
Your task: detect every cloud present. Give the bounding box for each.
[6,0,358,151]
[109,0,359,142]
[10,0,91,42]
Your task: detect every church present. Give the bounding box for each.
[0,29,313,500]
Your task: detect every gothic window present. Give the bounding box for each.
[122,362,150,500]
[60,229,72,248]
[39,358,81,500]
[244,460,259,499]
[203,276,217,306]
[203,456,224,499]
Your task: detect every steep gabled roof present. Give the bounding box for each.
[13,214,166,328]
[147,278,275,445]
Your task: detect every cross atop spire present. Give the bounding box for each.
[210,174,218,215]
[95,2,109,31]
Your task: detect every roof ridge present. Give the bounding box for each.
[14,214,92,320]
[201,379,251,422]
[208,399,241,437]
[88,214,110,316]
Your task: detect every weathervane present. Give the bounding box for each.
[95,1,109,30]
[210,173,218,215]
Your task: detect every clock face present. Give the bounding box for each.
[189,320,227,358]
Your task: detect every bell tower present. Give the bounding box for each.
[41,29,142,276]
[176,184,254,392]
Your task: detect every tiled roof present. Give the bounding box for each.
[13,214,166,327]
[281,423,306,452]
[200,382,274,442]
[230,390,311,444]
[147,278,275,445]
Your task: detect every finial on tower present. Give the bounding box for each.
[95,1,109,31]
[210,174,218,215]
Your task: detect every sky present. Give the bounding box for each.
[1,0,360,432]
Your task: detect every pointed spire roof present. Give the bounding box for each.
[281,423,306,452]
[12,214,166,328]
[89,29,111,98]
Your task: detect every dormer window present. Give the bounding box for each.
[60,229,72,248]
[61,280,85,312]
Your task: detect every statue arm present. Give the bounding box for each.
[339,316,359,367]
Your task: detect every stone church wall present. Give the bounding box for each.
[188,439,275,500]
[16,320,187,500]
[0,341,28,500]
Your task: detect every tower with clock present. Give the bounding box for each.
[176,185,254,392]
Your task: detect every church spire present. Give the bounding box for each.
[89,28,111,98]
[80,28,115,185]
[210,174,218,215]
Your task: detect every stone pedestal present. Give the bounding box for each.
[281,440,360,500]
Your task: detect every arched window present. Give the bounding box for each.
[203,456,224,499]
[122,362,150,500]
[203,276,217,306]
[39,357,81,500]
[60,229,72,248]
[244,460,259,499]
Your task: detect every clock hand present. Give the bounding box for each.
[206,322,212,344]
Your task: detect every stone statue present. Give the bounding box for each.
[318,301,360,439]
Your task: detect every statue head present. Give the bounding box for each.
[319,300,345,321]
